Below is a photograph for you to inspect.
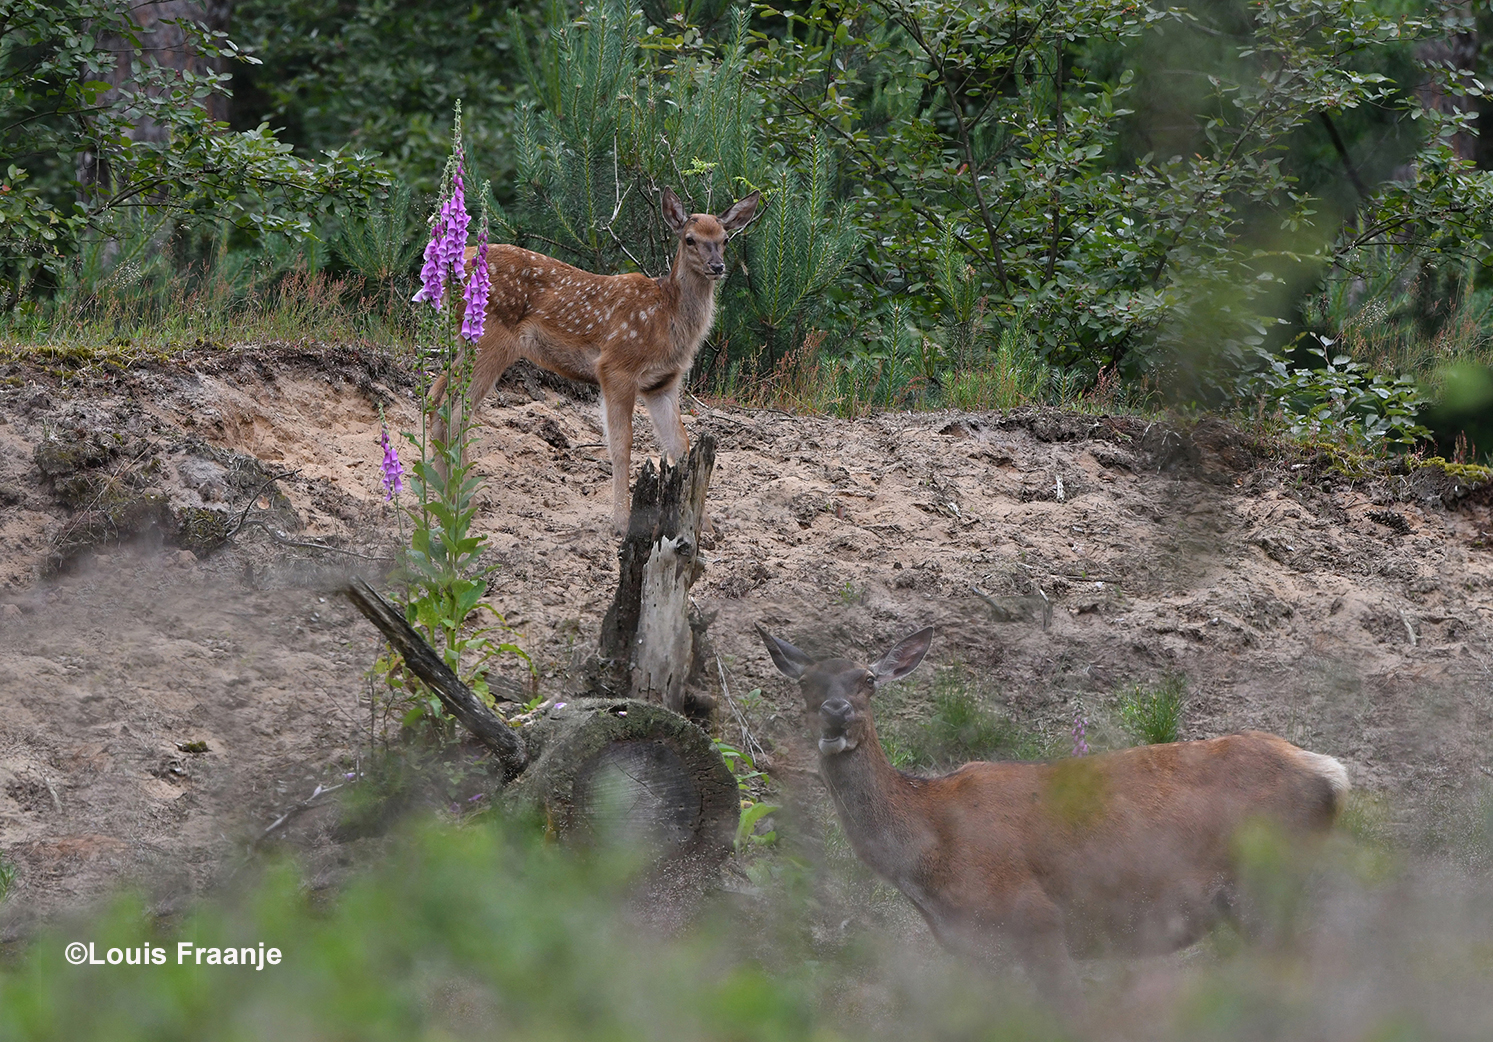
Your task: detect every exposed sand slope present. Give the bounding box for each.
[1,345,1490,924]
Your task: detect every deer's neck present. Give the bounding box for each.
[662,251,717,361]
[819,719,932,883]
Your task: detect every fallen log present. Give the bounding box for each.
[502,698,738,865]
[344,577,528,781]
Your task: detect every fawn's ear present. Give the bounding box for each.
[872,627,934,684]
[661,187,691,234]
[759,625,813,681]
[718,191,762,233]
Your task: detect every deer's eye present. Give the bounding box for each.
[685,235,695,245]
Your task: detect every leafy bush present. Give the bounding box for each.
[1117,674,1187,746]
[1241,337,1431,448]
[1,0,387,305]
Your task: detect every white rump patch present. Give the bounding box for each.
[1294,749,1351,798]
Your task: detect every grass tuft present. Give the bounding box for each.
[1116,674,1187,745]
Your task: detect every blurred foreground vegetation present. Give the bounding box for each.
[3,807,1493,1041]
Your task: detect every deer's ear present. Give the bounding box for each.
[718,191,762,233]
[759,625,813,680]
[661,187,691,234]
[872,627,933,684]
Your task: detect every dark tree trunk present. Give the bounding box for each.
[82,1,234,194]
[1415,3,1480,164]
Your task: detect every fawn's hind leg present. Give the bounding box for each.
[428,325,519,452]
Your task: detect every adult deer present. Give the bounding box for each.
[428,187,762,535]
[758,625,1350,1006]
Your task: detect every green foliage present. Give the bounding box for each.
[0,0,388,306]
[334,183,422,295]
[752,0,1493,411]
[0,853,14,902]
[716,740,779,849]
[0,818,1089,1041]
[1304,248,1493,374]
[735,139,857,360]
[945,325,1051,412]
[0,222,412,355]
[1243,338,1432,448]
[1116,673,1187,746]
[883,667,1046,770]
[232,0,528,195]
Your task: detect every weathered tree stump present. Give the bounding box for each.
[599,437,716,714]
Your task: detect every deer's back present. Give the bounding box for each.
[478,245,663,339]
[910,733,1341,951]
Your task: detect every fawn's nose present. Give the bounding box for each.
[709,261,726,277]
[820,697,854,731]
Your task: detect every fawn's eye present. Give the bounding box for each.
[685,235,695,245]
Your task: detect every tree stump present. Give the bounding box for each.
[344,578,738,866]
[502,698,738,867]
[599,437,716,714]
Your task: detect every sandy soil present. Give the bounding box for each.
[1,343,1491,930]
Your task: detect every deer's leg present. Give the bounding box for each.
[641,381,688,461]
[599,377,637,536]
[428,326,517,469]
[467,325,520,415]
[1006,891,1084,1016]
[642,380,716,545]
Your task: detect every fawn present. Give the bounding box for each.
[429,187,761,534]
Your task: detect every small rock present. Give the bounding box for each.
[176,550,198,567]
[1,604,21,620]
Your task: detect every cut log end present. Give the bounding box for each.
[505,699,738,866]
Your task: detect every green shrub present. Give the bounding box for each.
[1117,674,1187,745]
[1240,339,1431,449]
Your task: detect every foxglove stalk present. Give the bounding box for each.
[379,424,404,500]
[412,155,472,310]
[461,221,490,342]
[414,213,447,306]
[439,162,471,280]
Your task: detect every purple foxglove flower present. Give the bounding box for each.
[437,163,470,285]
[461,223,490,342]
[414,214,447,307]
[1071,712,1089,757]
[379,424,404,499]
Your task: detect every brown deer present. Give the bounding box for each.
[428,187,762,534]
[758,625,1350,1005]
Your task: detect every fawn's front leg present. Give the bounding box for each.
[599,379,637,536]
[642,382,718,546]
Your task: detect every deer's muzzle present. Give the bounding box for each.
[818,697,858,754]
